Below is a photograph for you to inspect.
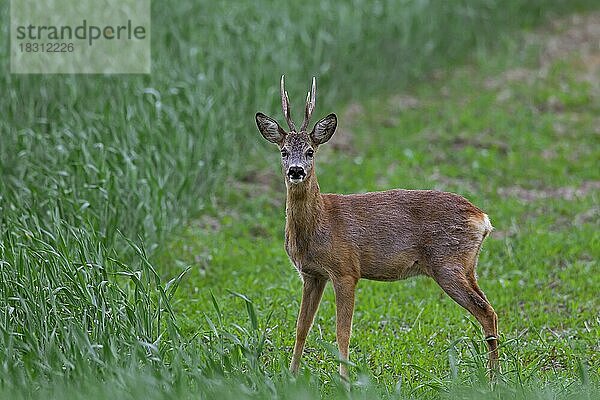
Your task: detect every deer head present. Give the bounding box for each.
[255,76,337,184]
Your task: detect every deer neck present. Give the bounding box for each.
[285,171,323,241]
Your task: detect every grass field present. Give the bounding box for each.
[1,1,599,399]
[164,14,600,398]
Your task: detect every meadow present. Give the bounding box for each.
[0,1,599,399]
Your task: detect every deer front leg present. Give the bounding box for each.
[290,275,327,374]
[332,275,357,381]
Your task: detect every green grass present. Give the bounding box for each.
[1,1,599,399]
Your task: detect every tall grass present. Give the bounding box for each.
[0,0,598,397]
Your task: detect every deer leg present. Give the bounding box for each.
[290,275,327,374]
[332,275,357,381]
[466,273,499,371]
[432,266,499,372]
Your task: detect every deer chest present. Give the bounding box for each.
[285,234,328,278]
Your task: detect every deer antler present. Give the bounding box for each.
[280,75,296,132]
[300,77,316,132]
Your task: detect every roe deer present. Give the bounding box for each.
[255,76,498,381]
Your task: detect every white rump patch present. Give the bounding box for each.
[481,214,493,237]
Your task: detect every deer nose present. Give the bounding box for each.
[287,166,306,180]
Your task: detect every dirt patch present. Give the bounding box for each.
[539,13,600,73]
[485,13,600,91]
[194,214,222,232]
[574,206,599,225]
[449,134,509,154]
[485,67,538,89]
[387,94,420,112]
[497,180,600,202]
[230,168,285,206]
[239,168,280,190]
[329,103,363,154]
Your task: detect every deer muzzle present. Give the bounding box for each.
[287,166,306,183]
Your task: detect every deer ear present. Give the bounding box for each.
[256,112,286,145]
[310,113,337,145]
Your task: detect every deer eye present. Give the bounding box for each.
[281,149,289,158]
[306,149,314,158]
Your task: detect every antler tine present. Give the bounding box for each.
[280,75,296,132]
[300,77,316,131]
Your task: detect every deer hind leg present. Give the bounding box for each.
[290,275,327,374]
[432,264,499,373]
[467,272,499,370]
